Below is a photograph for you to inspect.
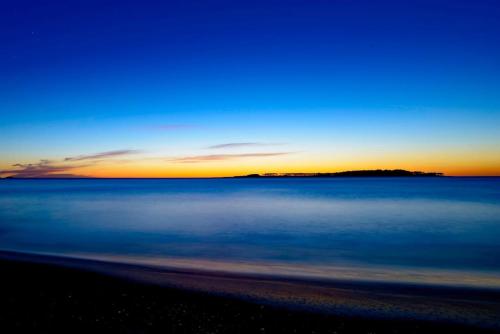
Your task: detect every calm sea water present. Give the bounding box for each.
[1,178,500,287]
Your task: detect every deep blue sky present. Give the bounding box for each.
[1,0,499,176]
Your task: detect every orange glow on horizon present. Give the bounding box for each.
[68,162,500,178]
[2,149,500,178]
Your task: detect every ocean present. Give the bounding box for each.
[1,177,499,288]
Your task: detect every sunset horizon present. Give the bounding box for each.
[1,145,499,178]
[2,1,500,179]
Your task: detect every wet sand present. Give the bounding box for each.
[1,250,499,333]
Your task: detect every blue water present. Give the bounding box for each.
[1,178,500,285]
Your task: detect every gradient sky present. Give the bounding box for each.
[1,0,499,177]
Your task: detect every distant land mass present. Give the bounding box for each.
[235,169,444,178]
[1,169,444,179]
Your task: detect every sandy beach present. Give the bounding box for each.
[1,250,499,333]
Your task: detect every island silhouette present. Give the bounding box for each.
[235,169,443,178]
[2,169,443,179]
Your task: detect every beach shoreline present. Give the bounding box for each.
[1,250,499,333]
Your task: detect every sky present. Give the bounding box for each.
[1,0,499,177]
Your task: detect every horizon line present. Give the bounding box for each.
[3,176,500,180]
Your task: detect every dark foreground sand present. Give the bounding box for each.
[1,251,499,333]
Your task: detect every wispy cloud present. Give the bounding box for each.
[64,149,142,161]
[207,142,283,149]
[0,160,87,178]
[1,149,142,178]
[169,152,292,163]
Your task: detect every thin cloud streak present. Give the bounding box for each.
[207,142,283,149]
[169,152,293,163]
[65,150,142,161]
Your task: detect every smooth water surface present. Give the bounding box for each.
[1,178,499,286]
